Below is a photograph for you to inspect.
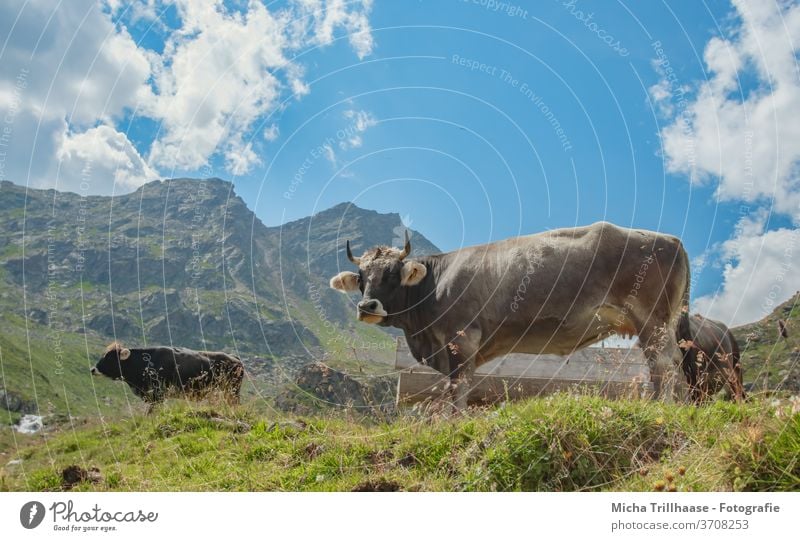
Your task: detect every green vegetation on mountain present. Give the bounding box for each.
[0,178,435,417]
[2,178,799,493]
[733,291,800,392]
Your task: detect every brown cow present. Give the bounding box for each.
[677,313,745,403]
[330,222,690,407]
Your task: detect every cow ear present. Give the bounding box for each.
[401,261,427,286]
[330,271,360,292]
[119,348,131,361]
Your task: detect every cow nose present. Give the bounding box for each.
[90,367,98,376]
[358,299,379,313]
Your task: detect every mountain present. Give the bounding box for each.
[7,174,796,424]
[278,201,440,280]
[0,178,441,417]
[732,291,800,391]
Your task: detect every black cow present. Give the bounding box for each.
[677,313,744,403]
[92,342,244,411]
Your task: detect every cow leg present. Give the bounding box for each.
[417,346,455,413]
[447,328,481,410]
[226,388,241,406]
[720,354,745,403]
[226,380,242,406]
[732,364,746,402]
[679,346,701,404]
[145,401,158,415]
[638,323,686,402]
[449,350,474,411]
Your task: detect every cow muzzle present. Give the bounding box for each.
[357,299,387,323]
[90,367,99,376]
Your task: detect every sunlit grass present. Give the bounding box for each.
[2,393,797,492]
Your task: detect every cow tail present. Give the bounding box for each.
[676,242,695,392]
[679,239,691,315]
[677,311,695,386]
[673,239,692,356]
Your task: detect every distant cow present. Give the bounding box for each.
[92,343,244,411]
[677,313,744,403]
[330,223,690,407]
[778,319,789,339]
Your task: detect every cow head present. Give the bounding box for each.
[329,231,427,324]
[92,342,131,380]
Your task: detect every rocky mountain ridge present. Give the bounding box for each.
[0,178,439,414]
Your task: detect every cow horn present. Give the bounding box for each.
[346,240,360,266]
[398,230,411,260]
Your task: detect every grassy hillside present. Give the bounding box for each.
[733,291,800,390]
[0,178,442,421]
[0,313,131,422]
[2,394,797,491]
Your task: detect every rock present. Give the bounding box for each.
[351,478,402,492]
[0,388,37,414]
[27,308,47,325]
[209,416,251,434]
[61,465,102,489]
[304,442,324,459]
[274,362,396,416]
[86,313,137,338]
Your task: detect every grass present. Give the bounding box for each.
[2,394,797,492]
[0,313,130,418]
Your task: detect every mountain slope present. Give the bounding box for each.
[277,201,440,280]
[0,178,440,416]
[732,291,800,391]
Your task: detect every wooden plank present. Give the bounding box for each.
[394,337,651,405]
[396,337,646,369]
[482,356,647,381]
[396,370,651,405]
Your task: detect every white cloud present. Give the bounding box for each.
[655,0,800,325]
[0,0,375,191]
[338,108,376,149]
[0,0,155,127]
[294,0,375,59]
[146,0,374,175]
[57,125,158,192]
[322,143,337,166]
[145,0,288,173]
[693,212,800,327]
[224,140,260,176]
[263,124,280,141]
[0,0,155,190]
[345,7,374,60]
[657,0,800,216]
[648,79,674,116]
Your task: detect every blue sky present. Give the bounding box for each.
[1,0,799,326]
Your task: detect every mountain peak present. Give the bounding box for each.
[133,177,234,194]
[311,201,385,220]
[274,200,440,279]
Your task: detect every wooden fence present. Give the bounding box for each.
[394,337,651,405]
